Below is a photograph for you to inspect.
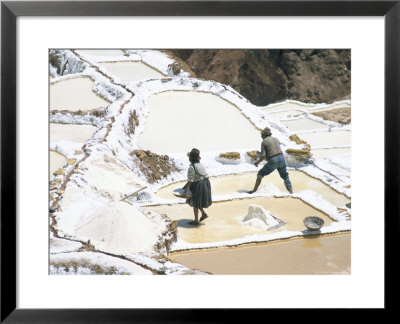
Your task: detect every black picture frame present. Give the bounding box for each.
[1,0,398,322]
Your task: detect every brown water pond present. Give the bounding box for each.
[169,232,350,275]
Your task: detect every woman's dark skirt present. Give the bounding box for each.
[187,178,212,208]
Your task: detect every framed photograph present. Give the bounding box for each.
[1,0,398,321]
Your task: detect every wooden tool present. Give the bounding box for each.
[121,186,147,201]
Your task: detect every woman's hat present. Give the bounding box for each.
[187,148,200,160]
[261,127,272,137]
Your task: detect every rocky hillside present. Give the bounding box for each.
[169,49,351,106]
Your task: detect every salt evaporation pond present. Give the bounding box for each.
[169,232,350,274]
[99,62,165,82]
[136,91,261,153]
[50,123,97,143]
[309,102,350,113]
[312,147,351,159]
[261,101,350,114]
[281,118,330,132]
[156,170,350,207]
[145,197,333,244]
[316,163,351,178]
[261,102,312,112]
[312,148,351,174]
[77,49,126,57]
[263,109,305,119]
[50,77,110,111]
[49,150,67,178]
[299,130,351,149]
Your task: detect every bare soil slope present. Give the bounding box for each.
[170,49,351,106]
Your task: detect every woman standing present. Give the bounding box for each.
[178,148,212,225]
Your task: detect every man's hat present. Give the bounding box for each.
[187,148,200,160]
[261,127,272,137]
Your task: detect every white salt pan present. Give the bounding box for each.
[50,77,110,111]
[300,130,351,149]
[282,118,330,132]
[50,123,97,144]
[100,62,165,82]
[264,109,305,119]
[137,91,261,153]
[261,100,350,112]
[78,49,126,57]
[312,147,351,159]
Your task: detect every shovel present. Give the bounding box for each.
[120,186,147,202]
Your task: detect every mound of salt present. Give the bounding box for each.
[243,204,280,230]
[74,201,163,255]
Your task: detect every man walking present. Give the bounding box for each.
[248,127,293,194]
